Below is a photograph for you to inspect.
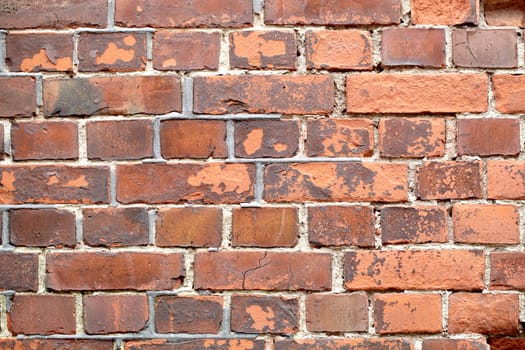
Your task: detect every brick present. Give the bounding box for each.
[417,161,482,200]
[8,295,75,335]
[305,30,372,70]
[117,163,254,204]
[230,30,296,70]
[344,250,484,291]
[87,120,153,160]
[235,120,300,158]
[0,77,36,117]
[374,293,442,334]
[412,0,478,24]
[194,252,331,291]
[193,75,334,115]
[0,125,4,160]
[453,29,517,68]
[84,295,148,334]
[83,208,149,247]
[160,120,227,159]
[0,0,107,29]
[487,161,525,199]
[264,162,407,203]
[0,166,109,204]
[490,252,525,290]
[458,118,520,156]
[232,207,298,247]
[308,206,375,247]
[153,31,220,70]
[379,118,445,158]
[485,0,525,26]
[448,293,519,335]
[265,0,401,25]
[347,74,488,114]
[156,207,222,248]
[78,32,147,72]
[493,75,525,113]
[115,0,252,28]
[305,293,368,333]
[125,339,265,350]
[43,76,181,116]
[381,206,448,244]
[306,119,374,157]
[0,253,38,291]
[231,295,298,334]
[11,121,78,160]
[275,339,414,350]
[154,295,222,334]
[453,204,519,244]
[489,338,525,350]
[0,340,113,350]
[10,209,76,247]
[6,33,73,72]
[46,252,184,291]
[382,28,446,68]
[423,339,489,350]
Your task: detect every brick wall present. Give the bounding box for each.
[0,0,524,349]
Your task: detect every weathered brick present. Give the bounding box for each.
[490,252,525,290]
[193,75,334,115]
[489,338,525,350]
[0,339,113,350]
[306,293,368,333]
[125,339,265,350]
[344,250,484,291]
[308,206,375,247]
[412,0,478,24]
[417,161,482,200]
[275,339,414,350]
[347,74,488,114]
[11,121,78,160]
[84,295,148,334]
[493,75,525,113]
[235,120,300,158]
[0,253,38,291]
[306,119,374,157]
[116,163,255,204]
[0,125,4,160]
[230,30,296,70]
[43,76,181,116]
[453,29,517,68]
[264,162,407,203]
[156,207,222,248]
[458,118,520,156]
[47,252,184,291]
[153,31,220,70]
[382,28,446,67]
[10,209,76,247]
[487,161,525,199]
[194,252,331,291]
[423,339,489,350]
[0,77,36,117]
[485,1,525,26]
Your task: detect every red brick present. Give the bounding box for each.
[6,33,73,72]
[382,28,445,68]
[194,252,331,291]
[43,76,181,116]
[347,74,488,114]
[84,294,148,334]
[487,161,525,199]
[0,166,109,204]
[117,163,254,204]
[490,252,525,290]
[87,120,153,160]
[232,207,297,247]
[493,75,525,113]
[264,162,407,203]
[78,32,147,72]
[306,293,368,333]
[305,30,372,70]
[344,250,484,291]
[381,206,448,244]
[156,207,222,247]
[235,120,300,158]
[265,0,401,25]
[153,31,220,71]
[423,339,489,350]
[308,206,375,247]
[0,340,113,350]
[0,125,4,160]
[230,30,296,70]
[275,339,414,350]
[83,208,149,247]
[0,77,36,117]
[125,339,265,350]
[11,121,78,160]
[417,161,482,200]
[485,1,525,26]
[46,252,184,291]
[458,118,520,156]
[412,0,478,24]
[193,75,334,115]
[453,204,519,244]
[8,295,75,335]
[306,119,374,157]
[115,0,252,28]
[453,29,517,68]
[489,338,525,350]
[0,0,107,29]
[449,293,519,335]
[0,253,38,291]
[10,209,76,247]
[374,293,442,334]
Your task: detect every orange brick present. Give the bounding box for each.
[275,339,414,350]
[125,339,265,350]
[487,161,525,199]
[417,161,482,200]
[423,339,489,350]
[412,0,478,24]
[493,74,525,113]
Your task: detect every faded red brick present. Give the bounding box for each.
[412,0,478,24]
[235,120,299,158]
[490,252,525,290]
[0,77,36,117]
[0,125,4,160]
[423,339,489,350]
[485,1,525,26]
[125,339,265,350]
[493,75,525,113]
[417,161,482,200]
[453,29,517,68]
[275,339,414,350]
[489,338,525,350]
[10,209,76,247]
[306,293,368,333]
[0,340,112,350]
[458,118,520,156]
[0,253,38,291]
[487,161,525,199]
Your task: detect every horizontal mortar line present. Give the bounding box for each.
[12,333,259,340]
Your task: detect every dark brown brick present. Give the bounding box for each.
[417,161,482,200]
[423,339,489,350]
[10,209,76,247]
[0,253,38,291]
[490,252,525,290]
[306,293,368,333]
[0,340,113,350]
[453,29,517,68]
[485,0,525,26]
[235,120,299,158]
[275,339,414,350]
[457,118,520,156]
[412,0,478,24]
[125,339,265,350]
[0,77,36,117]
[489,338,525,350]
[84,295,148,334]
[0,125,4,160]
